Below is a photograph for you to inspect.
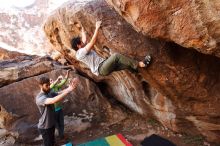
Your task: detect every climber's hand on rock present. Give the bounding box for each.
[96,21,102,29]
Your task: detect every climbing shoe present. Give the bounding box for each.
[102,45,110,51]
[143,55,151,67]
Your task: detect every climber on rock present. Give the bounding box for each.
[71,20,151,76]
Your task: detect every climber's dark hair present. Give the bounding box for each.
[71,37,81,51]
[38,76,50,85]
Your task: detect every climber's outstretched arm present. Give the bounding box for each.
[84,21,102,52]
[81,26,87,44]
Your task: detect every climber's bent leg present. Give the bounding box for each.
[98,53,138,76]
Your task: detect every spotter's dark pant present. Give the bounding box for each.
[55,109,64,139]
[38,126,55,146]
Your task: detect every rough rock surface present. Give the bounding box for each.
[106,0,220,58]
[43,0,220,142]
[0,48,29,60]
[0,55,61,88]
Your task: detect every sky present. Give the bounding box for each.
[0,0,36,8]
[0,0,70,9]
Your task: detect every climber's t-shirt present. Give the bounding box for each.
[36,91,57,129]
[76,47,105,76]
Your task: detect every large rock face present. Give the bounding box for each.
[106,0,220,58]
[43,0,220,142]
[0,48,29,60]
[0,55,60,88]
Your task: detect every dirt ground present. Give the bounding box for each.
[11,110,216,146]
[60,113,213,146]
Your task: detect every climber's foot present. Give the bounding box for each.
[139,55,151,68]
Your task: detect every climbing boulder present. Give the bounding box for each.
[0,55,59,88]
[43,0,220,142]
[0,48,30,61]
[106,0,220,58]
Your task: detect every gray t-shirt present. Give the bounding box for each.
[35,91,57,129]
[76,47,105,76]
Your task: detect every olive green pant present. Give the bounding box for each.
[98,53,138,76]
